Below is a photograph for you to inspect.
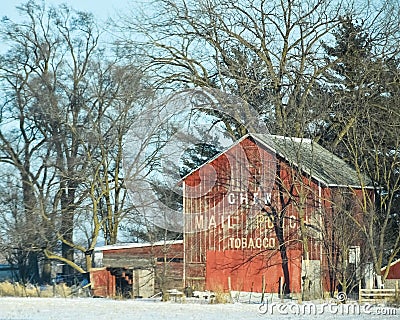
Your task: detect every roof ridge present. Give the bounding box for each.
[262,134,313,144]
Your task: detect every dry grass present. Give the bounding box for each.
[0,281,72,298]
[388,295,400,307]
[210,286,231,304]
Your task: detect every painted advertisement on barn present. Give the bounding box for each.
[183,136,302,292]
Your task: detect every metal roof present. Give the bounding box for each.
[251,133,372,188]
[95,239,183,252]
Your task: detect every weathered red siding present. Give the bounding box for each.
[185,138,272,286]
[184,137,308,292]
[206,249,302,293]
[102,242,183,260]
[90,268,115,297]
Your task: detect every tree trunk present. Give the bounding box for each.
[41,259,52,284]
[275,221,291,295]
[60,183,76,276]
[27,252,40,284]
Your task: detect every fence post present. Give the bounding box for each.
[261,275,265,303]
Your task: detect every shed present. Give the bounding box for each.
[91,240,183,298]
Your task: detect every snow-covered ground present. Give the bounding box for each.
[0,297,399,320]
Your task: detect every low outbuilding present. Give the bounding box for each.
[91,240,183,298]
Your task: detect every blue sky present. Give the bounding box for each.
[3,0,137,21]
[1,1,145,52]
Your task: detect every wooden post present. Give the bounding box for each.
[249,282,254,303]
[261,275,265,303]
[132,269,136,299]
[358,280,361,304]
[395,281,398,300]
[227,276,233,303]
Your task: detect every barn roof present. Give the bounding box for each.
[182,133,373,188]
[251,134,372,188]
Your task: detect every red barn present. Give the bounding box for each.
[182,133,372,297]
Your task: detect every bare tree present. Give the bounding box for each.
[317,189,369,296]
[115,0,361,136]
[0,1,153,280]
[319,13,400,285]
[341,113,400,286]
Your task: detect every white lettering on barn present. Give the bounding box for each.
[228,237,276,249]
[191,213,297,232]
[226,192,272,205]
